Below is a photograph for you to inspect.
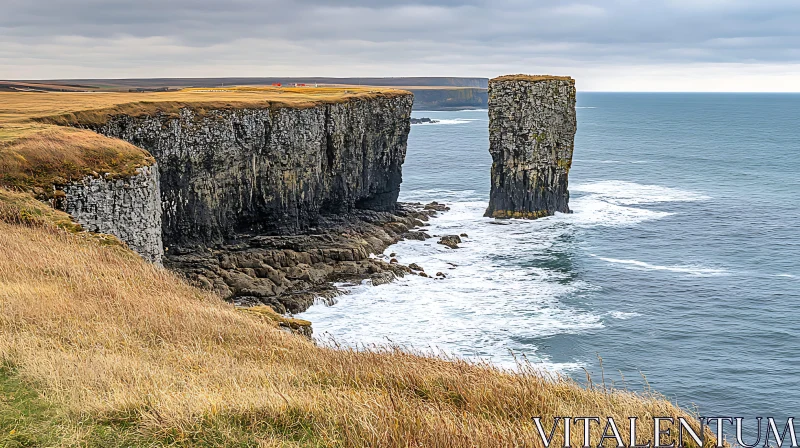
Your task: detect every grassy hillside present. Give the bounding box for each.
[0,190,713,447]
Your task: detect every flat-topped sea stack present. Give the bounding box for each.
[484,74,576,219]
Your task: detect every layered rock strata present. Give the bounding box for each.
[55,93,427,314]
[484,75,576,219]
[60,164,163,263]
[95,96,412,246]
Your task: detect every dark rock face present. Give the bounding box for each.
[95,95,413,247]
[60,165,163,264]
[484,76,576,219]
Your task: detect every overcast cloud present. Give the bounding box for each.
[2,0,800,90]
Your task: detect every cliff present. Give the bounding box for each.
[1,87,427,314]
[93,96,412,246]
[484,75,576,219]
[60,164,163,263]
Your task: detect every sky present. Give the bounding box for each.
[2,0,800,91]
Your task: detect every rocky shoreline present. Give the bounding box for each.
[165,201,450,316]
[410,117,440,124]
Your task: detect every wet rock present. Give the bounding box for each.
[410,117,440,124]
[424,201,450,212]
[437,235,462,249]
[419,272,429,278]
[371,271,396,286]
[402,230,430,240]
[436,272,446,278]
[460,233,468,237]
[408,263,424,272]
[164,202,440,314]
[390,258,399,264]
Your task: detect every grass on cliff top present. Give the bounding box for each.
[491,74,575,83]
[0,127,154,197]
[0,199,715,447]
[0,86,410,194]
[2,86,410,130]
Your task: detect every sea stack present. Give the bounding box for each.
[484,75,577,219]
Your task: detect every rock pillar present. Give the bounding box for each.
[485,75,576,219]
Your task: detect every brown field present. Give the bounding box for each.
[0,199,714,447]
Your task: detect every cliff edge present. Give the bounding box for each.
[1,87,434,313]
[484,75,576,219]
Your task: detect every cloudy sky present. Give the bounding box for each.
[2,0,800,91]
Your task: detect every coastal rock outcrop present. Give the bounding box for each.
[60,164,163,264]
[95,96,413,246]
[484,75,576,219]
[52,92,438,313]
[437,235,461,249]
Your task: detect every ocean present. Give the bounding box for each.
[298,93,800,419]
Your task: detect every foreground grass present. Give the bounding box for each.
[0,198,712,447]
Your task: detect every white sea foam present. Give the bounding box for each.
[415,118,483,125]
[300,180,713,370]
[608,311,641,320]
[571,180,710,205]
[576,106,597,109]
[592,256,728,277]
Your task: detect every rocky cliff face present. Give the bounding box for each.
[484,75,576,219]
[61,164,163,263]
[55,93,423,315]
[94,96,413,248]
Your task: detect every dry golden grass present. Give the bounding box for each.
[491,74,575,83]
[0,127,153,196]
[1,87,410,129]
[0,202,714,447]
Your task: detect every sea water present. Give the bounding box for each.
[299,93,800,418]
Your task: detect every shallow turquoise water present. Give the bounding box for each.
[301,93,800,418]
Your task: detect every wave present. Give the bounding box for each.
[571,180,711,206]
[576,106,597,109]
[592,256,728,277]
[551,180,706,227]
[607,311,641,320]
[301,181,714,370]
[574,159,650,164]
[414,118,482,125]
[565,196,673,227]
[300,199,605,370]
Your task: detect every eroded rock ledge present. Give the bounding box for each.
[168,202,440,314]
[484,75,576,219]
